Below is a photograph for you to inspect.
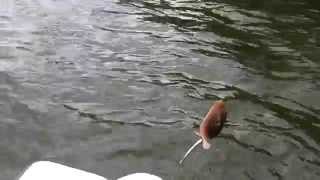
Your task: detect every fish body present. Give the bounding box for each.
[199,100,227,149]
[179,100,227,165]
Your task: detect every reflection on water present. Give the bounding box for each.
[0,0,320,179]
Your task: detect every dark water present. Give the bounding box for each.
[1,0,320,179]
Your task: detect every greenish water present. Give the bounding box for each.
[0,0,319,179]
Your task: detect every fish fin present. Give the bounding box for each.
[225,122,241,126]
[202,139,211,149]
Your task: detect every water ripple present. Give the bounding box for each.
[1,0,320,179]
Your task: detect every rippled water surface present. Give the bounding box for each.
[1,0,320,179]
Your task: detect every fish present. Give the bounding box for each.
[179,100,227,165]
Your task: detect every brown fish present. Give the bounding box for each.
[179,100,227,165]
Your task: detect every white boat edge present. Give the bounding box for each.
[117,173,162,180]
[18,161,162,180]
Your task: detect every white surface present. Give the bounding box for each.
[19,161,107,180]
[19,161,162,180]
[117,173,162,180]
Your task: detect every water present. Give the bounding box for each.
[0,0,320,179]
